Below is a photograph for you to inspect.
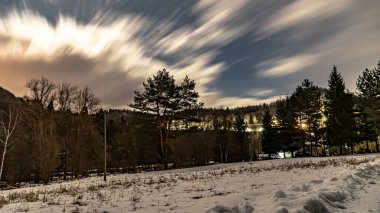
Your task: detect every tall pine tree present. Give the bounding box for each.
[354,110,377,152]
[325,66,355,155]
[275,97,301,157]
[292,79,322,156]
[234,113,247,161]
[356,61,380,152]
[130,69,203,168]
[261,110,279,158]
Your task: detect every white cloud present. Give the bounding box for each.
[0,10,166,105]
[246,88,275,97]
[261,1,380,90]
[2,0,378,108]
[257,54,318,78]
[251,0,380,94]
[0,2,262,108]
[204,94,284,108]
[156,0,250,55]
[259,1,355,35]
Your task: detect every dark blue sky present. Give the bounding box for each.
[0,0,379,108]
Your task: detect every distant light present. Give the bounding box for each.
[278,152,285,159]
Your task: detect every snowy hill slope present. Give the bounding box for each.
[1,155,380,213]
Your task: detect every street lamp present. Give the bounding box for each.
[104,111,107,181]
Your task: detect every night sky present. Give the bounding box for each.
[0,0,380,108]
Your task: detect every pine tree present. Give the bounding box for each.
[261,110,279,158]
[130,69,203,168]
[354,110,377,152]
[343,93,356,153]
[275,97,299,157]
[291,79,322,156]
[325,66,355,155]
[357,61,380,152]
[234,113,247,161]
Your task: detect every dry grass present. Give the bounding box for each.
[0,155,377,211]
[7,191,39,203]
[0,194,9,207]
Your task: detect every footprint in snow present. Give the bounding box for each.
[310,179,324,184]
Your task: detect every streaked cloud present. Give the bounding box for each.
[257,54,318,78]
[0,0,255,108]
[157,0,249,55]
[246,88,276,97]
[258,1,355,36]
[0,9,165,107]
[0,0,379,108]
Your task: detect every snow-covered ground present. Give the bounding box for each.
[1,154,380,213]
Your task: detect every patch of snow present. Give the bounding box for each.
[206,205,239,213]
[1,154,380,213]
[272,190,287,199]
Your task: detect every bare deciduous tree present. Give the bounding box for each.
[56,83,78,112]
[26,77,56,108]
[0,106,20,180]
[32,117,59,184]
[23,109,59,185]
[75,86,100,114]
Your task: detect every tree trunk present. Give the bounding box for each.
[63,137,68,180]
[164,125,170,169]
[224,147,228,163]
[0,142,7,180]
[242,135,246,161]
[159,127,165,166]
[225,138,229,163]
[322,144,326,156]
[253,151,257,161]
[43,175,49,185]
[63,155,67,181]
[310,142,313,156]
[159,121,170,170]
[366,141,370,153]
[376,139,380,152]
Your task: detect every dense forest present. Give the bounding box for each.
[0,61,380,185]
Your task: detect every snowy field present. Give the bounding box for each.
[1,155,380,213]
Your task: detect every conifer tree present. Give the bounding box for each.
[275,97,299,157]
[130,69,203,168]
[325,66,355,155]
[292,79,322,155]
[354,110,377,152]
[357,61,380,152]
[261,110,278,158]
[234,113,247,161]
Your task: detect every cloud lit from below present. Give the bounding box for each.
[257,55,318,78]
[0,0,379,108]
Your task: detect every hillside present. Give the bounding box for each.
[0,86,17,101]
[0,155,379,212]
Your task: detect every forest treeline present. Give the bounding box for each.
[0,61,380,185]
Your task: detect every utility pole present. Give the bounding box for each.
[104,111,107,181]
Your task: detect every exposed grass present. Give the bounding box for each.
[0,194,9,207]
[7,191,38,203]
[0,155,377,211]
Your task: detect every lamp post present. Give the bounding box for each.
[104,111,107,181]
